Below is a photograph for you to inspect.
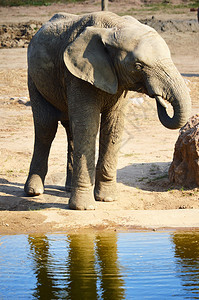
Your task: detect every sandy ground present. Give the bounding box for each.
[0,2,199,234]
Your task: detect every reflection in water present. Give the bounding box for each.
[96,234,125,299]
[28,233,125,299]
[66,234,98,299]
[28,235,55,299]
[172,232,199,299]
[1,232,199,299]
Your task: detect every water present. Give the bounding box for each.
[0,231,199,299]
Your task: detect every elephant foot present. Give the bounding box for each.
[24,174,44,196]
[69,189,96,210]
[94,181,118,202]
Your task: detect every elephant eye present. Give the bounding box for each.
[135,63,144,71]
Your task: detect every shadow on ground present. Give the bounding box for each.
[0,179,70,211]
[117,161,182,192]
[0,161,187,211]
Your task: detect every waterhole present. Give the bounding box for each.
[0,231,199,299]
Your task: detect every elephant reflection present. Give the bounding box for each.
[28,233,125,299]
[28,235,55,299]
[172,232,199,297]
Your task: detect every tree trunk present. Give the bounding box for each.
[101,0,108,11]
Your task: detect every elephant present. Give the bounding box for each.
[24,11,191,210]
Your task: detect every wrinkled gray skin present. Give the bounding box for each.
[25,11,191,210]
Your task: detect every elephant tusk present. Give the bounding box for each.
[155,95,168,109]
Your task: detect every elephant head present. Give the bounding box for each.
[64,18,191,129]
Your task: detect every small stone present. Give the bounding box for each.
[179,205,186,209]
[18,98,31,106]
[29,24,36,30]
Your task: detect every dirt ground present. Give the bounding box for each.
[0,1,199,234]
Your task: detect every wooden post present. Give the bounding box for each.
[101,0,108,11]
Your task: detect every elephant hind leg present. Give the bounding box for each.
[24,77,59,196]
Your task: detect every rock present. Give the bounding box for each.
[29,23,37,30]
[140,18,199,33]
[18,98,31,106]
[9,97,30,106]
[16,39,24,47]
[169,114,199,187]
[0,21,42,49]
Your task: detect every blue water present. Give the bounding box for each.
[0,231,199,299]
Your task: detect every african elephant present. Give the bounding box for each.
[24,11,191,210]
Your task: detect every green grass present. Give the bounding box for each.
[0,0,86,6]
[122,0,199,16]
[175,0,199,9]
[150,174,168,181]
[144,0,199,10]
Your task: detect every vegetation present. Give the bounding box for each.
[0,0,86,6]
[0,0,198,7]
[145,0,199,10]
[122,0,199,17]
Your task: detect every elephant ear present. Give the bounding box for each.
[63,27,118,94]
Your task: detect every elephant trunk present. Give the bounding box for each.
[155,70,192,130]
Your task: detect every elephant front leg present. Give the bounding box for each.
[69,125,100,210]
[94,98,127,202]
[68,100,100,210]
[61,120,74,192]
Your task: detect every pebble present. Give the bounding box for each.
[9,97,30,106]
[2,222,9,227]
